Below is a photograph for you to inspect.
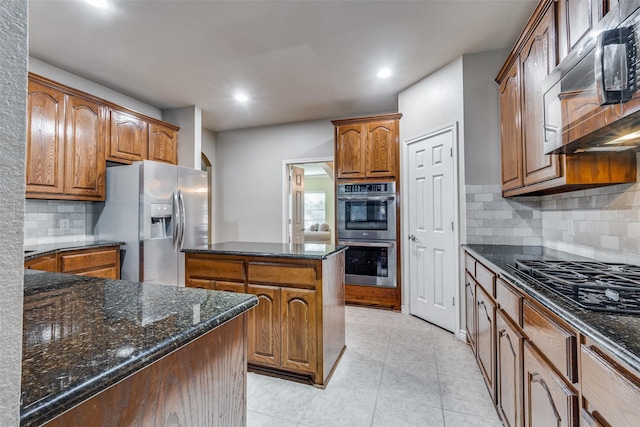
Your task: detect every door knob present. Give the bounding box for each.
[408,234,417,241]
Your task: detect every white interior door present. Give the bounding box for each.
[407,126,456,332]
[291,166,305,244]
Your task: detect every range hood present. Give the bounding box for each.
[544,0,640,155]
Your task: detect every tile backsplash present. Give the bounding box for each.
[466,153,640,265]
[466,185,543,246]
[24,200,94,246]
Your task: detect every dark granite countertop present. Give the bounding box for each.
[23,240,125,261]
[463,244,640,374]
[183,241,348,260]
[20,271,258,426]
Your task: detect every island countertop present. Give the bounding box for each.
[182,241,348,260]
[21,271,258,426]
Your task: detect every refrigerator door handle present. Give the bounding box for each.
[178,190,186,250]
[172,191,180,251]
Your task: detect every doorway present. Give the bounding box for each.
[282,157,335,244]
[404,124,460,333]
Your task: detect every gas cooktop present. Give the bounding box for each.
[510,260,640,315]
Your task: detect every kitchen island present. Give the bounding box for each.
[21,270,257,426]
[183,241,347,387]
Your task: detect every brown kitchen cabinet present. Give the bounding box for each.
[108,108,148,163]
[185,250,345,387]
[465,272,477,353]
[476,284,496,403]
[496,309,523,427]
[580,339,640,427]
[27,76,107,201]
[332,113,402,180]
[496,0,636,197]
[523,341,578,427]
[148,122,178,165]
[24,245,121,279]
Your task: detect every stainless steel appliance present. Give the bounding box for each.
[339,240,397,288]
[337,182,396,240]
[337,181,397,288]
[95,160,208,286]
[543,1,640,154]
[510,259,640,314]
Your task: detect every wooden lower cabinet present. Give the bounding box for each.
[497,309,523,427]
[24,245,121,279]
[185,251,345,387]
[280,287,316,374]
[247,284,281,368]
[476,284,496,402]
[523,341,578,427]
[465,273,476,353]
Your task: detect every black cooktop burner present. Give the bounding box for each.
[510,260,640,315]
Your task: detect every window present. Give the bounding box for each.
[304,192,326,229]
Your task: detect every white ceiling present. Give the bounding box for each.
[28,0,537,132]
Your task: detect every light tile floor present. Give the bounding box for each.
[247,306,503,427]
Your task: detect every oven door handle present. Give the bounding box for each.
[339,240,395,248]
[338,195,395,202]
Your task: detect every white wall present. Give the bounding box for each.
[29,57,162,119]
[214,119,334,242]
[202,128,216,242]
[0,1,27,423]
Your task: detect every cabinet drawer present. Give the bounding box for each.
[60,248,117,273]
[523,300,577,383]
[186,258,245,281]
[76,267,117,280]
[496,277,522,326]
[581,344,640,427]
[25,255,57,272]
[465,253,476,275]
[475,261,495,296]
[248,263,316,287]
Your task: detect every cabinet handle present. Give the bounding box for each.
[498,328,507,337]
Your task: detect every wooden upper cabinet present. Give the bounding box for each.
[500,58,524,191]
[149,122,178,165]
[26,80,66,196]
[64,94,106,199]
[521,4,561,187]
[333,113,401,180]
[335,123,366,179]
[108,109,148,163]
[365,120,398,178]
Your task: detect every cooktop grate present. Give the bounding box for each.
[510,260,640,315]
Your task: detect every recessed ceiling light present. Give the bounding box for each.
[234,94,249,102]
[377,68,392,78]
[85,0,108,9]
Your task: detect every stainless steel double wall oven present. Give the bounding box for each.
[337,182,397,288]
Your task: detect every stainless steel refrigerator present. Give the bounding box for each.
[95,160,208,286]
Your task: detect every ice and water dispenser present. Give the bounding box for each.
[150,204,172,238]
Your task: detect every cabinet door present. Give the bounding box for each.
[497,310,523,427]
[335,124,366,179]
[108,109,148,163]
[476,285,496,402]
[465,273,477,353]
[214,281,246,293]
[64,94,106,200]
[149,122,178,165]
[521,5,562,186]
[500,58,524,192]
[523,341,578,427]
[247,284,281,368]
[26,80,66,196]
[365,119,397,178]
[281,287,317,374]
